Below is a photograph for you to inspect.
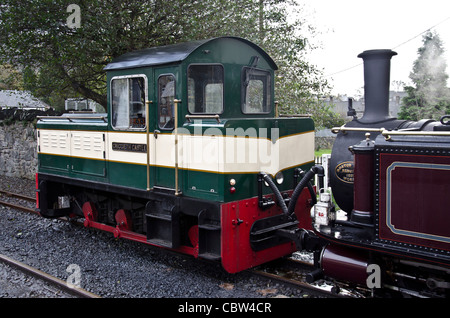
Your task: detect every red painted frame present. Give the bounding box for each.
[220,189,313,273]
[44,187,313,274]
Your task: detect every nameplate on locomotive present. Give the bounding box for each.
[335,161,354,184]
[112,142,147,153]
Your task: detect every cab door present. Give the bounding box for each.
[152,67,179,190]
[108,73,150,189]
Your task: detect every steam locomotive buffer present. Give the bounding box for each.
[35,37,315,274]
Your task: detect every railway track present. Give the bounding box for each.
[0,189,37,214]
[253,256,367,298]
[0,253,100,298]
[0,188,361,298]
[0,190,101,298]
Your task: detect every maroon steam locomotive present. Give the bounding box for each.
[294,49,450,297]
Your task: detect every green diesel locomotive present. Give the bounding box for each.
[36,37,315,273]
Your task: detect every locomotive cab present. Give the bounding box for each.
[36,37,316,273]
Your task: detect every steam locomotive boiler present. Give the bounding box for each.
[302,49,450,297]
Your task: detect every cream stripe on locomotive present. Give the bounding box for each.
[37,129,314,175]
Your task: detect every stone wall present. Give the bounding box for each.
[315,129,336,151]
[0,108,61,179]
[315,136,335,151]
[0,121,37,179]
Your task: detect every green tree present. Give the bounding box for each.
[398,31,450,121]
[0,0,329,118]
[0,64,23,90]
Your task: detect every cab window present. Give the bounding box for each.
[111,76,146,129]
[188,64,224,114]
[158,74,175,130]
[242,68,271,113]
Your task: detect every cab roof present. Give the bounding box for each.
[104,36,278,71]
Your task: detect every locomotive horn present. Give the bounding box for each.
[357,49,397,123]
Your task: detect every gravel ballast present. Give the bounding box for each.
[0,175,322,301]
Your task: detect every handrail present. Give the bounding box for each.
[146,100,151,191]
[331,125,450,140]
[174,99,181,196]
[37,115,107,122]
[331,126,385,134]
[382,129,450,140]
[185,114,220,123]
[278,114,312,118]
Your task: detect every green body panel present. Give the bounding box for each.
[181,117,315,138]
[108,161,147,189]
[39,154,107,183]
[183,168,221,201]
[39,154,70,173]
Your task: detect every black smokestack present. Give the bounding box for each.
[357,49,397,123]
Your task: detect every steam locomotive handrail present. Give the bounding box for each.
[331,126,385,134]
[382,130,450,140]
[331,125,450,140]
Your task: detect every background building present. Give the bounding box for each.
[0,90,49,110]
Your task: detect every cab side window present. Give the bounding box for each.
[158,74,175,130]
[111,76,146,129]
[242,68,271,113]
[188,65,224,114]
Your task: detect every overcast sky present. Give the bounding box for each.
[300,0,450,96]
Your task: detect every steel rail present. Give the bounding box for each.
[251,257,366,298]
[0,199,37,214]
[0,189,35,202]
[0,253,100,298]
[0,189,37,213]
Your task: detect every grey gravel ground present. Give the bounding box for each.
[0,175,323,301]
